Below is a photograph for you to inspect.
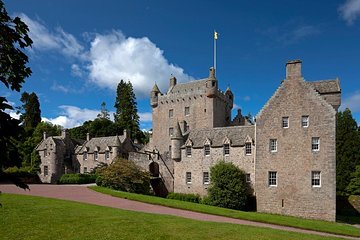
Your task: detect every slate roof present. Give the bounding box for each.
[168,79,208,94]
[185,125,255,148]
[75,135,126,154]
[306,79,341,94]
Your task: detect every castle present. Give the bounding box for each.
[141,59,341,221]
[37,59,341,222]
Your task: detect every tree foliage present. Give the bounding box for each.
[336,108,360,194]
[346,165,360,195]
[114,80,143,141]
[18,91,41,133]
[69,118,120,140]
[96,158,150,194]
[205,161,248,210]
[97,101,110,120]
[0,0,32,189]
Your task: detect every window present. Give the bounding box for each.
[186,146,192,157]
[186,172,192,184]
[185,106,190,116]
[83,152,87,161]
[302,116,309,127]
[44,149,47,157]
[203,172,210,184]
[84,167,88,173]
[269,139,277,152]
[169,109,173,118]
[105,151,109,160]
[44,166,48,176]
[169,127,174,137]
[246,173,251,183]
[312,137,320,151]
[184,122,189,132]
[94,151,98,160]
[268,171,277,186]
[311,171,321,187]
[245,143,252,155]
[282,117,289,128]
[204,144,210,156]
[223,144,230,156]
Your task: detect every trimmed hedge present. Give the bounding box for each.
[58,173,97,184]
[166,192,201,203]
[3,167,41,183]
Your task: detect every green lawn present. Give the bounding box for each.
[89,186,360,238]
[0,194,344,240]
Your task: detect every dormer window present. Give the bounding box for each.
[83,152,88,161]
[44,149,47,157]
[223,144,230,156]
[204,145,210,156]
[105,150,110,160]
[245,143,252,155]
[94,151,98,160]
[186,146,192,157]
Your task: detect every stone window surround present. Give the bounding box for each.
[83,152,88,161]
[302,115,309,127]
[311,171,321,187]
[94,151,99,161]
[269,139,277,152]
[245,143,252,155]
[268,171,277,186]
[203,172,210,184]
[105,150,110,160]
[312,137,320,151]
[185,106,190,116]
[169,109,174,118]
[186,172,192,184]
[204,144,211,156]
[223,144,230,156]
[169,127,174,137]
[44,165,48,176]
[186,146,192,157]
[246,173,251,182]
[282,116,289,128]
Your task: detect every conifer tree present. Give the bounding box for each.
[336,108,360,194]
[18,91,41,133]
[114,80,141,141]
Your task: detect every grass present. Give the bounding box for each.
[89,186,360,238]
[0,193,344,240]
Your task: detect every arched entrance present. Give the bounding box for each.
[149,161,159,177]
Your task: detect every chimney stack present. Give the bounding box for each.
[169,75,177,88]
[209,67,216,80]
[43,131,47,140]
[286,60,302,79]
[86,133,90,141]
[123,129,128,138]
[61,129,68,139]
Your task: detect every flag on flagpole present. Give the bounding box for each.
[214,31,218,40]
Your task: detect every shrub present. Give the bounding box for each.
[205,161,248,210]
[3,167,40,183]
[166,192,201,203]
[96,158,150,194]
[58,173,97,184]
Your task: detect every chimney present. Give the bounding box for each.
[169,75,177,88]
[286,60,302,79]
[209,67,216,79]
[134,139,139,144]
[86,133,90,141]
[61,129,68,139]
[123,129,128,138]
[43,131,47,140]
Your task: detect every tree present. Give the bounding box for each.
[97,101,110,120]
[18,92,41,133]
[205,161,248,210]
[114,80,142,141]
[69,119,120,140]
[0,0,32,189]
[346,165,360,195]
[336,108,360,194]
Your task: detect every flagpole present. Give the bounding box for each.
[214,31,217,71]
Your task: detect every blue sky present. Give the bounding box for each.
[3,0,360,129]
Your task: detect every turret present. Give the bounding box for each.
[150,83,161,108]
[171,122,183,161]
[169,75,177,89]
[225,86,234,108]
[206,67,217,98]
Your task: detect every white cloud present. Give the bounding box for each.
[71,64,84,77]
[340,91,360,112]
[139,112,152,122]
[19,13,85,59]
[51,82,71,93]
[339,0,360,25]
[243,96,251,101]
[87,31,192,97]
[42,105,152,128]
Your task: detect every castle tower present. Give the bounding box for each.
[171,122,183,161]
[225,86,234,109]
[206,67,218,98]
[150,83,161,108]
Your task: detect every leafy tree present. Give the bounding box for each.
[0,0,32,189]
[97,101,110,120]
[114,80,142,141]
[336,108,360,194]
[96,158,150,194]
[18,91,41,133]
[69,119,120,139]
[346,165,360,195]
[205,161,248,210]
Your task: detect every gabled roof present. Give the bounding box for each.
[185,125,254,148]
[168,79,208,94]
[75,135,126,154]
[306,79,341,94]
